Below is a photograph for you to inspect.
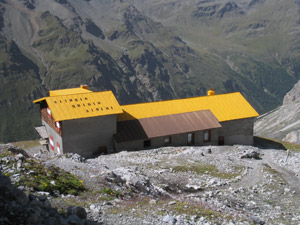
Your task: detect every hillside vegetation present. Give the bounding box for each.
[1,0,300,142]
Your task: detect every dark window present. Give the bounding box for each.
[93,146,107,156]
[164,137,171,145]
[86,110,89,113]
[98,102,101,105]
[106,107,109,110]
[111,106,113,109]
[85,97,88,100]
[218,136,224,146]
[69,99,73,102]
[54,101,57,104]
[187,133,194,145]
[144,140,151,148]
[75,99,78,102]
[72,105,76,108]
[88,103,91,106]
[204,130,211,142]
[96,108,99,111]
[77,104,80,107]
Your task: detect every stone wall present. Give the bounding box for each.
[114,118,254,151]
[114,129,219,151]
[62,115,117,158]
[218,118,254,145]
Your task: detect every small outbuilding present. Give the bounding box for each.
[33,86,259,157]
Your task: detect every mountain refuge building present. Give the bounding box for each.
[33,86,259,158]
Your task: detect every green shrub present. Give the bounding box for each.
[15,157,85,195]
[100,188,123,198]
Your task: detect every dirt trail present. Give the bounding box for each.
[232,149,300,192]
[232,160,264,188]
[263,150,300,195]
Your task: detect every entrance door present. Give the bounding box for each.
[218,136,224,146]
[93,146,107,156]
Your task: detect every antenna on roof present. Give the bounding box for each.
[80,85,88,90]
[207,88,215,96]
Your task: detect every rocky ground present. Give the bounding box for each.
[1,142,300,225]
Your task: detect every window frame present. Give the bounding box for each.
[187,133,195,145]
[144,139,151,148]
[164,136,172,146]
[203,130,211,143]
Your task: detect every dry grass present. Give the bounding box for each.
[255,136,300,152]
[11,140,40,150]
[172,164,243,179]
[106,196,223,222]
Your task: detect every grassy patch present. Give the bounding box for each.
[99,188,123,198]
[171,201,220,219]
[172,164,242,179]
[2,151,86,195]
[0,150,10,158]
[58,197,89,208]
[280,141,300,152]
[262,164,285,192]
[11,140,40,150]
[263,164,283,178]
[106,198,222,222]
[21,161,85,195]
[255,136,300,152]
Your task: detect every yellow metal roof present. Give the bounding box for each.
[34,91,123,121]
[117,92,259,122]
[49,87,91,96]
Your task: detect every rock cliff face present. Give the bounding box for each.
[283,81,300,105]
[255,80,300,144]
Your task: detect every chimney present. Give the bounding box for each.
[80,85,88,90]
[207,88,215,96]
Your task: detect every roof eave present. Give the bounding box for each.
[33,97,47,104]
[53,109,124,122]
[219,114,259,123]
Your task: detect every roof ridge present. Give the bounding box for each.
[33,90,113,103]
[120,92,241,107]
[49,90,112,98]
[117,92,259,122]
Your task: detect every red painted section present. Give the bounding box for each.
[50,135,54,151]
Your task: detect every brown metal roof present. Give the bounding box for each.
[115,110,221,143]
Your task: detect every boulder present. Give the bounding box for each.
[104,167,162,196]
[67,206,87,220]
[66,153,86,163]
[241,151,261,159]
[163,215,177,224]
[7,146,30,158]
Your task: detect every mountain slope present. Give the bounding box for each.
[1,0,300,142]
[254,80,300,143]
[0,35,46,142]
